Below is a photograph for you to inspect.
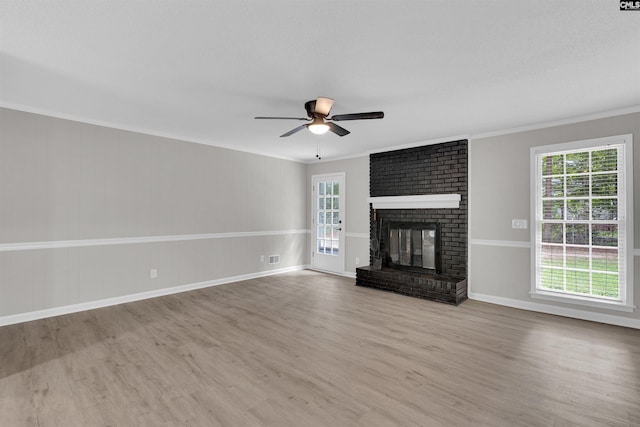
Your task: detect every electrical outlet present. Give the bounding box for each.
[260,255,265,263]
[150,269,158,279]
[355,257,360,265]
[512,219,528,229]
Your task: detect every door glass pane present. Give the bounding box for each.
[315,179,341,257]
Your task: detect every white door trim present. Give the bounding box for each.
[311,172,346,274]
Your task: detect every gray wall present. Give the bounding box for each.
[2,106,638,327]
[469,112,640,323]
[0,108,308,319]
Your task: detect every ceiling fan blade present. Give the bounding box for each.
[329,111,384,121]
[255,116,308,120]
[315,97,334,116]
[280,124,308,137]
[327,122,350,137]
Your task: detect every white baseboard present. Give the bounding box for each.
[468,291,640,330]
[8,268,635,330]
[307,267,357,279]
[0,265,307,327]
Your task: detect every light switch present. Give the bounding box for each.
[512,219,528,229]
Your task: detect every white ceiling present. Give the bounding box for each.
[1,1,639,162]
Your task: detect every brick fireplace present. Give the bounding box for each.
[356,140,468,305]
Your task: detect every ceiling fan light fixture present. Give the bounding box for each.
[307,118,330,135]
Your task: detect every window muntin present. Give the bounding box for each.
[532,135,633,310]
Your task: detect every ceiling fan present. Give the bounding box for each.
[255,97,384,137]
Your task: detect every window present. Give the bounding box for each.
[530,134,634,311]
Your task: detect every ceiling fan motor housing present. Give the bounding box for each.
[305,100,322,118]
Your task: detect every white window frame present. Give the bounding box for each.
[530,134,635,312]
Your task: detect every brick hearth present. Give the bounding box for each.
[356,266,467,305]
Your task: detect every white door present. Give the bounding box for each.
[312,173,345,274]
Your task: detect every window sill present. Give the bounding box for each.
[530,290,636,312]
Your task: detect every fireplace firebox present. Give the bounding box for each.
[387,222,441,274]
[358,218,465,305]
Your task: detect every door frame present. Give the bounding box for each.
[311,172,346,275]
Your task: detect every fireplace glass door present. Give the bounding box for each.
[389,225,437,271]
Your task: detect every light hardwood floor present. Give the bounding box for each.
[1,270,639,426]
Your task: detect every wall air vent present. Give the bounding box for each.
[268,255,280,265]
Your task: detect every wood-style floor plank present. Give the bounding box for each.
[1,270,639,426]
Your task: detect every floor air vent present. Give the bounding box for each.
[268,255,280,265]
